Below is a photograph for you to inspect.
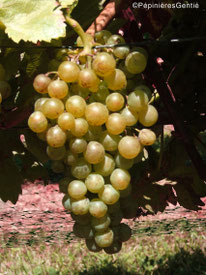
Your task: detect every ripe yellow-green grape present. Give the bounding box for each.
[85,102,109,126]
[118,136,141,159]
[58,61,80,83]
[46,125,67,147]
[28,111,48,133]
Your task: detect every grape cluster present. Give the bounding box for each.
[0,64,11,107]
[28,31,158,254]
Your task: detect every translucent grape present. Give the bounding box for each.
[71,157,92,179]
[78,69,100,92]
[139,105,158,127]
[94,228,114,248]
[71,197,90,215]
[86,238,102,252]
[98,184,120,205]
[105,92,125,112]
[69,138,87,154]
[114,153,134,170]
[107,34,125,45]
[118,61,135,79]
[85,173,105,193]
[113,46,130,59]
[42,98,64,119]
[91,214,111,232]
[104,69,127,91]
[84,141,105,164]
[125,51,147,74]
[28,111,48,133]
[106,113,126,135]
[33,74,51,94]
[70,83,90,98]
[89,198,108,218]
[46,145,66,160]
[138,129,156,146]
[46,125,67,147]
[58,61,80,83]
[99,131,120,152]
[48,79,69,99]
[92,52,116,77]
[71,118,89,138]
[134,84,152,100]
[65,95,86,118]
[94,30,112,44]
[57,112,75,131]
[85,102,109,126]
[110,168,131,190]
[68,180,87,199]
[127,89,149,112]
[94,153,115,177]
[34,97,49,112]
[121,107,139,126]
[118,136,141,159]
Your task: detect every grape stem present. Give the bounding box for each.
[65,12,92,59]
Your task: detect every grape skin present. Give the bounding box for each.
[28,111,48,133]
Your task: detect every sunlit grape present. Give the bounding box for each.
[127,89,149,112]
[71,197,90,215]
[28,111,48,133]
[92,52,116,77]
[85,173,105,193]
[104,69,127,91]
[125,50,147,74]
[68,180,87,199]
[42,98,64,119]
[106,113,126,135]
[85,102,109,126]
[94,30,112,44]
[107,34,125,45]
[48,79,69,99]
[94,228,114,247]
[46,125,67,147]
[78,68,100,92]
[105,92,125,112]
[121,107,138,126]
[139,105,158,127]
[57,112,75,131]
[33,74,51,94]
[118,136,141,159]
[110,168,131,190]
[84,141,105,164]
[98,184,120,205]
[89,198,108,218]
[58,61,80,83]
[113,46,130,59]
[71,118,89,137]
[65,95,86,118]
[34,97,49,112]
[138,129,156,145]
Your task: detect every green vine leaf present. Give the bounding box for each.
[59,0,78,11]
[0,0,66,43]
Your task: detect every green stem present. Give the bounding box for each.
[65,13,92,57]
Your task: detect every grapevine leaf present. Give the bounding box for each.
[0,157,23,203]
[1,49,21,80]
[22,129,49,164]
[59,0,78,11]
[0,0,66,43]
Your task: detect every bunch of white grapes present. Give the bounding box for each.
[28,31,158,254]
[0,64,11,107]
